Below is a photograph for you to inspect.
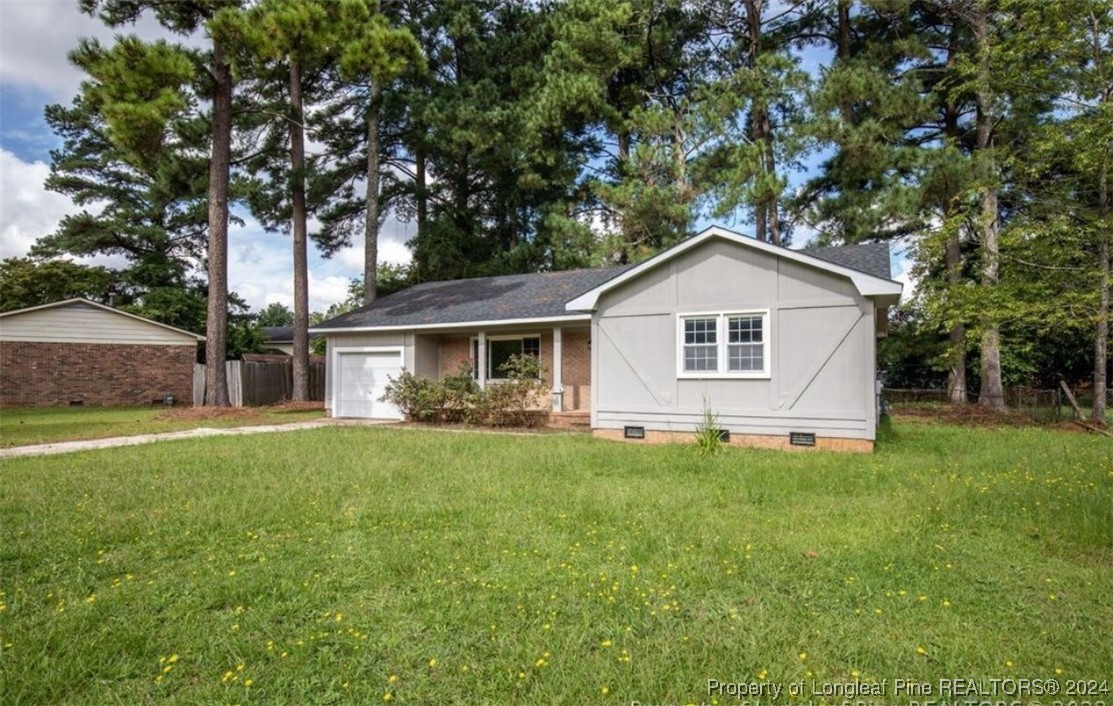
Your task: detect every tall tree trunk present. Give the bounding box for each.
[972,5,1005,411]
[617,128,632,249]
[205,37,232,407]
[1094,167,1109,423]
[364,77,382,304]
[289,59,309,402]
[751,102,768,243]
[745,0,779,245]
[943,22,966,406]
[945,234,968,404]
[415,141,427,238]
[764,115,781,246]
[836,0,853,124]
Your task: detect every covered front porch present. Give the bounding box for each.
[433,324,591,413]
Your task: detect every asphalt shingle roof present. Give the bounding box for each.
[803,242,892,279]
[314,240,893,331]
[314,266,634,330]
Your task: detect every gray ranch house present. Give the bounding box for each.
[311,226,902,451]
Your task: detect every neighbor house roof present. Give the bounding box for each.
[312,229,901,334]
[311,266,634,332]
[262,325,295,343]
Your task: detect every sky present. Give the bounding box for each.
[0,0,912,313]
[0,0,414,314]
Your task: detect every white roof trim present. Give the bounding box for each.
[310,313,591,335]
[565,226,903,312]
[0,298,206,341]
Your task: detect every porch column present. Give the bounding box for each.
[477,331,487,388]
[552,326,563,411]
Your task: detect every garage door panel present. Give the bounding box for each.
[336,350,403,419]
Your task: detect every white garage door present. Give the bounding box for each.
[335,350,404,419]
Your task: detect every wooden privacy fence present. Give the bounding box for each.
[192,359,325,406]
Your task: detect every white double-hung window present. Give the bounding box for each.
[678,310,770,378]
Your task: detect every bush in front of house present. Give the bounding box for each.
[381,356,548,427]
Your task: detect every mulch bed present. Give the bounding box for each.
[155,407,265,422]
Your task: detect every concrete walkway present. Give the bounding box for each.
[0,418,394,460]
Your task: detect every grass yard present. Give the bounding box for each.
[1,422,1110,705]
[0,405,325,448]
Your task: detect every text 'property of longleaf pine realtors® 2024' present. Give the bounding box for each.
[704,677,1106,701]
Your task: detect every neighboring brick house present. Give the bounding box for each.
[310,226,902,451]
[0,299,204,407]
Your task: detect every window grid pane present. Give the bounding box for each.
[728,315,762,344]
[728,343,763,372]
[684,318,717,345]
[684,345,718,372]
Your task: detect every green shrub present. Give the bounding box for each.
[380,369,440,421]
[382,357,548,427]
[476,354,548,427]
[691,402,724,457]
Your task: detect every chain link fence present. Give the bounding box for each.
[884,387,1065,423]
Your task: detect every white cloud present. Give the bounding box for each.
[0,0,193,99]
[0,148,79,258]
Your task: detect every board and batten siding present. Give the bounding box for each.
[0,302,199,345]
[592,238,878,440]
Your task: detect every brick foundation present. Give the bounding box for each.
[0,342,196,407]
[592,428,874,453]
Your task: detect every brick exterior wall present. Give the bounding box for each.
[562,330,590,411]
[435,328,592,411]
[0,342,196,407]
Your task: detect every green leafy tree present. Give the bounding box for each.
[256,302,294,327]
[0,258,116,311]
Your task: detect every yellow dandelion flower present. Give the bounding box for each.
[916,646,927,655]
[1005,660,1014,668]
[601,686,610,695]
[388,674,399,684]
[428,658,438,668]
[601,639,613,648]
[85,595,97,604]
[244,679,254,687]
[163,665,173,673]
[798,652,807,661]
[942,600,951,607]
[383,693,393,702]
[336,613,343,623]
[168,654,179,664]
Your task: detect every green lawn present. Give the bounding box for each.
[0,406,325,447]
[1,423,1110,705]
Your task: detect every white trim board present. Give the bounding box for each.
[566,226,902,312]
